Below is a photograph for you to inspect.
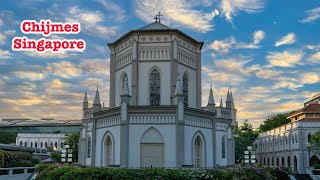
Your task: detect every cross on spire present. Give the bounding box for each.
[154,12,163,23]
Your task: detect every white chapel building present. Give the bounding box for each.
[78,17,237,168]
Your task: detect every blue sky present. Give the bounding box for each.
[0,0,319,127]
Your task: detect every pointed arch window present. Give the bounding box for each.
[308,134,312,142]
[182,73,188,106]
[194,136,202,168]
[122,74,128,94]
[105,135,113,165]
[222,135,226,158]
[87,136,91,158]
[150,69,160,106]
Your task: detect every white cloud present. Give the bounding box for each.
[266,50,303,67]
[4,30,16,36]
[46,61,82,79]
[271,72,319,89]
[0,19,3,26]
[253,30,265,44]
[275,33,296,47]
[300,72,320,84]
[255,69,281,79]
[97,0,126,22]
[86,25,118,38]
[135,0,219,32]
[66,6,118,38]
[0,33,6,45]
[209,30,265,53]
[0,49,12,59]
[220,0,264,22]
[209,36,236,53]
[24,51,70,58]
[300,7,320,23]
[272,81,300,89]
[68,6,103,26]
[310,52,320,63]
[0,29,16,45]
[13,71,46,81]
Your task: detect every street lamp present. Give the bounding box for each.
[307,142,312,166]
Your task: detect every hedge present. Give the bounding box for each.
[36,164,290,180]
[0,150,33,168]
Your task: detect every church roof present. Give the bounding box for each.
[287,103,320,118]
[108,21,204,49]
[138,22,171,30]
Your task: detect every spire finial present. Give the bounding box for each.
[154,12,163,23]
[208,85,215,105]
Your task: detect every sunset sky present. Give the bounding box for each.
[0,0,319,128]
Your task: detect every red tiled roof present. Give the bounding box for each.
[287,103,320,118]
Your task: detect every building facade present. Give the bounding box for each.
[0,118,81,152]
[78,19,237,168]
[16,133,65,151]
[255,94,320,174]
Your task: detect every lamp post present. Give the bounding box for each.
[307,142,312,166]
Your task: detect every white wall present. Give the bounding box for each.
[184,126,213,167]
[115,65,132,107]
[95,126,121,167]
[215,130,228,166]
[16,133,65,151]
[85,131,92,166]
[128,124,176,167]
[177,64,197,108]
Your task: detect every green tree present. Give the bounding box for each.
[235,120,258,163]
[258,113,291,132]
[63,132,80,162]
[311,131,320,149]
[0,130,16,144]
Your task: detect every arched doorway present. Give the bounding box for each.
[282,157,285,166]
[194,136,204,168]
[268,158,270,166]
[277,157,279,166]
[140,128,164,167]
[309,155,320,166]
[294,156,298,173]
[287,156,290,168]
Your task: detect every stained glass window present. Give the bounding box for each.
[106,136,112,165]
[150,69,160,106]
[183,73,188,106]
[87,137,91,158]
[222,136,226,158]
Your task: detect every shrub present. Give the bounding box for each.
[51,152,61,163]
[314,164,320,169]
[0,150,33,168]
[35,165,290,180]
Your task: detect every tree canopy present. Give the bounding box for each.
[63,132,80,162]
[258,112,291,132]
[0,130,16,144]
[311,131,320,149]
[235,120,258,163]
